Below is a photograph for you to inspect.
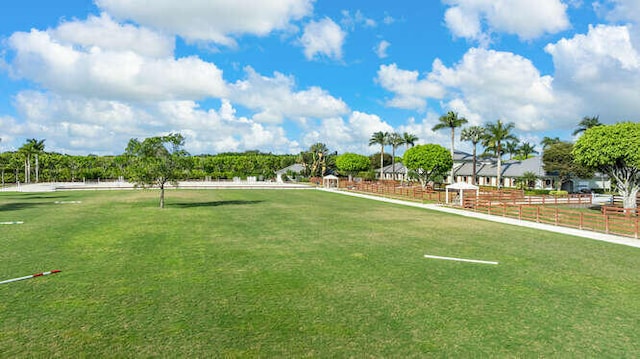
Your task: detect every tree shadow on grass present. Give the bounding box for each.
[169,200,265,208]
[0,202,51,212]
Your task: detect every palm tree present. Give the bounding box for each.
[31,139,45,183]
[309,142,329,177]
[482,120,517,189]
[432,111,468,183]
[388,132,404,179]
[518,142,538,159]
[369,131,389,180]
[401,132,419,183]
[19,138,46,183]
[402,132,418,151]
[460,126,485,185]
[505,140,519,160]
[540,136,560,149]
[572,115,602,136]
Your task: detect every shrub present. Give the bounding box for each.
[525,189,551,195]
[549,190,568,196]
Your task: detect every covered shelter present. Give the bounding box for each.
[445,182,479,206]
[323,174,339,189]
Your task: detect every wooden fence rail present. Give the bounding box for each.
[470,202,638,239]
[341,181,638,239]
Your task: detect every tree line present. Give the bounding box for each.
[0,140,298,185]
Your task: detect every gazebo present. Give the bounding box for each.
[445,182,479,206]
[323,175,339,189]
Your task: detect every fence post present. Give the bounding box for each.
[536,206,540,223]
[519,205,522,220]
[605,215,609,234]
[635,216,639,239]
[579,212,583,230]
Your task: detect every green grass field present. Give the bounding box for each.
[2,189,640,357]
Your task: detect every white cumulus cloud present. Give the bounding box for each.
[375,40,391,58]
[443,0,570,42]
[8,27,226,102]
[96,0,313,46]
[376,64,445,110]
[230,67,349,123]
[52,13,175,58]
[300,18,346,60]
[545,24,640,122]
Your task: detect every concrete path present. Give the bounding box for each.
[321,188,640,250]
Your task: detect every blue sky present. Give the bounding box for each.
[1,0,639,156]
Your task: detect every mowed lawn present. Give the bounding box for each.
[1,189,640,357]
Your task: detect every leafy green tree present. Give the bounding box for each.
[125,133,191,208]
[335,153,370,181]
[542,141,593,191]
[369,131,389,180]
[460,126,484,185]
[403,144,452,189]
[482,120,517,189]
[369,152,392,170]
[432,111,468,182]
[573,122,640,209]
[573,115,602,136]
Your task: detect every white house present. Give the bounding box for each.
[376,150,610,191]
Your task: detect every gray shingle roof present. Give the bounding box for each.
[454,156,547,178]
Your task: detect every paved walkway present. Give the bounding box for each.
[321,188,640,249]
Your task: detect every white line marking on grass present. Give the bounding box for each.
[54,201,82,204]
[0,221,23,225]
[424,254,498,265]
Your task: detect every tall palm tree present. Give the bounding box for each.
[309,142,329,177]
[482,120,517,189]
[19,141,35,183]
[505,140,519,160]
[30,139,45,183]
[572,115,602,136]
[369,131,389,180]
[401,132,419,183]
[388,132,404,179]
[460,126,485,185]
[402,132,418,151]
[432,111,468,183]
[540,136,561,149]
[518,142,538,159]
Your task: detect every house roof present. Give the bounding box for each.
[454,156,549,178]
[446,182,479,190]
[376,163,407,174]
[453,150,473,162]
[276,163,305,174]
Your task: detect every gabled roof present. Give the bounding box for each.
[454,156,549,178]
[276,163,305,174]
[375,163,407,174]
[453,150,473,162]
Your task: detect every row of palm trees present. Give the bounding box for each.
[18,138,46,183]
[428,113,602,188]
[430,111,525,188]
[368,131,419,180]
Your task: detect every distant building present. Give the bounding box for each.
[376,150,610,191]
